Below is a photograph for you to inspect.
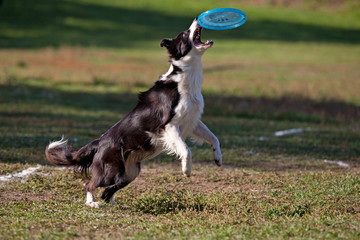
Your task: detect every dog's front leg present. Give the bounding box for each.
[192,120,222,166]
[162,125,192,177]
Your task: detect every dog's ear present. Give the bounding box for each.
[160,38,173,48]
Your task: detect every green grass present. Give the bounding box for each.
[1,0,360,239]
[1,168,360,239]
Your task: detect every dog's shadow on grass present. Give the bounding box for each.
[0,0,359,49]
[204,95,360,123]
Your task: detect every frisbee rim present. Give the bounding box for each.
[198,7,247,30]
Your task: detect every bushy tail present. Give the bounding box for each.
[45,137,99,177]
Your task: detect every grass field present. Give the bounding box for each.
[1,0,360,239]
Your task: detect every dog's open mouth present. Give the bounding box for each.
[193,24,214,48]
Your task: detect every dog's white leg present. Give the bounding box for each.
[85,191,100,208]
[162,125,192,177]
[192,120,222,166]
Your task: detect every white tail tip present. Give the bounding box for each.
[48,136,68,149]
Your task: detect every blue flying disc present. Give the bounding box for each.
[198,8,247,30]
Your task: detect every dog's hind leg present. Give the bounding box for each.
[85,182,101,208]
[84,159,104,208]
[192,120,222,167]
[101,181,131,203]
[85,188,100,208]
[101,161,141,204]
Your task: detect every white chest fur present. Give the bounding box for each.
[175,88,203,138]
[172,60,204,138]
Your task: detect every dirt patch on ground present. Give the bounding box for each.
[131,164,285,195]
[0,47,154,83]
[0,166,268,205]
[0,188,54,204]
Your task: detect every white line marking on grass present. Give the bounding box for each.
[274,128,311,137]
[323,160,350,168]
[0,165,42,182]
[259,128,312,140]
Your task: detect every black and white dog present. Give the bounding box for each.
[45,19,222,208]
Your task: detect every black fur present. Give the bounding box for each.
[160,30,192,60]
[104,80,180,147]
[45,79,181,201]
[170,64,183,76]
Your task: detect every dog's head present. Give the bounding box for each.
[160,18,214,61]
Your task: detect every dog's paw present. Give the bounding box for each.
[182,165,192,177]
[182,160,192,177]
[86,201,101,208]
[183,170,191,177]
[214,158,222,167]
[213,148,222,167]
